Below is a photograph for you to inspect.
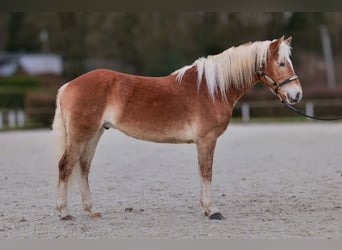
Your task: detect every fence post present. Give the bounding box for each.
[305,101,314,120]
[241,102,250,122]
[0,111,3,129]
[17,110,25,128]
[8,110,16,128]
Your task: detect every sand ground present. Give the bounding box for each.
[0,122,341,239]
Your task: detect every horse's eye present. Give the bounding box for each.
[279,62,285,67]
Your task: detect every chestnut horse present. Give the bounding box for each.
[53,36,302,220]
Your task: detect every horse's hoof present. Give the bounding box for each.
[60,215,75,221]
[89,212,102,219]
[209,212,225,220]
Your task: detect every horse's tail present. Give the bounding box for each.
[52,82,80,189]
[52,83,68,162]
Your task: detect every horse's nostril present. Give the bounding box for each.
[287,92,302,104]
[295,92,302,102]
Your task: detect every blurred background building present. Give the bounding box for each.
[0,12,341,129]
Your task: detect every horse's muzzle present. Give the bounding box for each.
[287,91,302,104]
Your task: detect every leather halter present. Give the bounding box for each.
[257,63,298,95]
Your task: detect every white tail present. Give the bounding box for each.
[52,83,81,190]
[52,83,68,162]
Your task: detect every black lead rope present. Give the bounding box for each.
[284,102,342,121]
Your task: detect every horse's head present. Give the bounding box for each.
[259,36,302,105]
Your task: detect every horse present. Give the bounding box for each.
[52,36,302,220]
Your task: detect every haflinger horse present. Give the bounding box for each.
[53,36,302,220]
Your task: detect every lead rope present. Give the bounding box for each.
[283,102,342,121]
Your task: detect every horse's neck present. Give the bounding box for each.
[222,75,259,107]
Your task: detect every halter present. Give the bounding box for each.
[257,62,298,96]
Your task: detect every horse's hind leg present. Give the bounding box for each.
[56,142,85,220]
[79,128,104,218]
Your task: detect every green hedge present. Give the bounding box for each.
[0,90,25,108]
[0,76,41,108]
[0,76,40,89]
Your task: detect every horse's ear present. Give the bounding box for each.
[285,36,292,45]
[269,36,284,53]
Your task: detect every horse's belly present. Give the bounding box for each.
[102,90,197,143]
[114,121,195,144]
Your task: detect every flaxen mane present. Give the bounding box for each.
[172,40,292,99]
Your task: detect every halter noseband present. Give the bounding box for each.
[257,63,298,95]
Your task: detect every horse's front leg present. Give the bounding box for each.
[196,136,225,220]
